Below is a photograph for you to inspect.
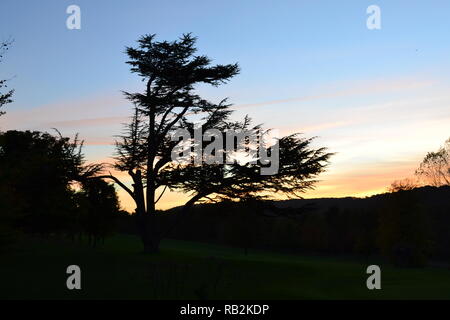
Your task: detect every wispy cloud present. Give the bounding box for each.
[45,116,129,128]
[232,77,435,110]
[0,92,130,132]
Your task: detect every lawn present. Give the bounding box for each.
[1,234,450,299]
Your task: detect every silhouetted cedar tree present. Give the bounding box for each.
[97,33,332,253]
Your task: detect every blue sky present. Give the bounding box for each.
[1,0,450,210]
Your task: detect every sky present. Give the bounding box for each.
[1,0,449,211]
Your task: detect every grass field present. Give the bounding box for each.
[1,234,450,300]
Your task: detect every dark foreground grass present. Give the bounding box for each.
[1,234,450,299]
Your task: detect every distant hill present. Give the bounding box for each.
[270,185,450,212]
[167,185,450,214]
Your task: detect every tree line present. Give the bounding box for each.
[138,185,447,268]
[0,130,125,248]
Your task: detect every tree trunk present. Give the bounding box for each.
[145,90,158,253]
[134,206,159,253]
[131,169,161,253]
[143,174,159,253]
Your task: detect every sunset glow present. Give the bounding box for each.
[1,0,449,212]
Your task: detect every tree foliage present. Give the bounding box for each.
[0,39,14,117]
[0,130,112,242]
[415,138,450,187]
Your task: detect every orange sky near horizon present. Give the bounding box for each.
[114,156,420,212]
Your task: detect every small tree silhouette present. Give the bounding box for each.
[415,138,450,187]
[388,178,418,192]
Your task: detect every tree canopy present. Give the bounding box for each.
[0,130,116,241]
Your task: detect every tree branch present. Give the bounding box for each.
[91,173,135,200]
[155,185,168,204]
